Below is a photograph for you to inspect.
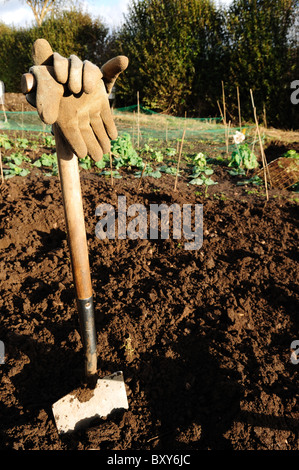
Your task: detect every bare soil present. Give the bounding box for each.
[0,94,298,451]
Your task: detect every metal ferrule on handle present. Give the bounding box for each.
[77,296,97,377]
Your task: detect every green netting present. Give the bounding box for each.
[115,104,222,122]
[0,107,255,149]
[113,106,255,147]
[116,105,157,115]
[0,110,51,132]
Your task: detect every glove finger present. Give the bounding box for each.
[99,98,118,141]
[90,114,112,157]
[29,65,63,124]
[101,56,129,94]
[79,118,104,161]
[53,52,69,84]
[82,60,103,94]
[32,39,53,66]
[68,55,84,95]
[57,120,88,159]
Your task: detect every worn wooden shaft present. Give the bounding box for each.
[53,124,97,377]
[55,127,92,299]
[21,73,36,94]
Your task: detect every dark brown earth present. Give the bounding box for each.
[0,94,298,452]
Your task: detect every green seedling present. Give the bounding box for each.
[237,174,262,186]
[228,168,246,176]
[4,151,30,165]
[100,169,122,179]
[0,134,12,150]
[187,151,217,187]
[282,149,299,159]
[43,135,56,147]
[150,150,163,162]
[229,143,258,170]
[33,152,58,176]
[165,147,176,157]
[79,155,93,170]
[111,133,144,170]
[193,152,208,169]
[15,137,29,149]
[3,163,30,179]
[158,165,180,175]
[189,174,217,186]
[134,165,161,178]
[33,152,57,167]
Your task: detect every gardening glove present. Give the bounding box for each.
[25,38,129,161]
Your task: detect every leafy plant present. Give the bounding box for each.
[33,152,58,176]
[3,163,30,179]
[150,150,164,163]
[282,149,299,159]
[43,135,56,147]
[236,174,262,186]
[79,156,93,170]
[111,133,144,170]
[192,152,208,169]
[188,151,217,186]
[229,143,258,170]
[0,134,12,150]
[165,147,176,157]
[100,169,122,179]
[228,167,246,176]
[4,151,30,166]
[134,165,162,178]
[95,154,111,169]
[15,137,29,149]
[158,165,179,175]
[33,152,57,167]
[189,174,218,186]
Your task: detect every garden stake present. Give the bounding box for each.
[0,150,4,184]
[250,89,271,199]
[21,42,129,434]
[237,86,242,130]
[137,91,141,149]
[174,128,185,192]
[109,151,114,187]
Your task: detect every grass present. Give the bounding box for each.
[260,126,299,145]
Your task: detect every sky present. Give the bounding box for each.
[0,0,232,29]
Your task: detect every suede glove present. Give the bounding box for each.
[25,39,128,161]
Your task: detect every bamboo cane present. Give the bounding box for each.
[174,129,185,192]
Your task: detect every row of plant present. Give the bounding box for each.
[0,131,298,192]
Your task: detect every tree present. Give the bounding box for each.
[27,0,60,26]
[37,9,109,63]
[3,0,71,26]
[225,0,299,128]
[0,10,110,91]
[114,0,225,116]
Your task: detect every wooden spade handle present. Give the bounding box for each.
[21,73,36,94]
[53,124,96,377]
[53,124,93,300]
